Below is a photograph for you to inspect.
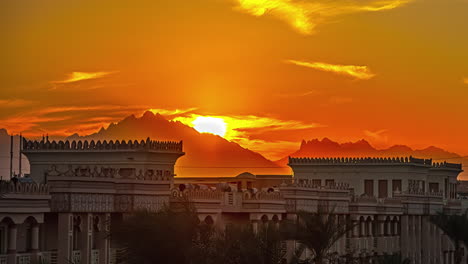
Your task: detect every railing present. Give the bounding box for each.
[40,251,58,264]
[110,248,125,264]
[0,255,7,264]
[91,249,99,264]
[72,250,81,264]
[17,253,31,264]
[0,182,49,195]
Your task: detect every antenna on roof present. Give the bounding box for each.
[10,134,13,179]
[19,133,22,177]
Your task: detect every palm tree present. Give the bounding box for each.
[110,197,205,264]
[210,223,285,264]
[284,206,354,264]
[375,253,411,264]
[429,209,468,264]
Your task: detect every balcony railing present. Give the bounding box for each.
[91,249,99,264]
[40,251,58,264]
[16,253,31,264]
[0,255,7,264]
[72,250,81,264]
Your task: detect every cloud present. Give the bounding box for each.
[173,113,323,159]
[286,59,376,80]
[276,90,319,98]
[0,104,154,137]
[329,96,353,104]
[234,0,412,34]
[0,99,35,108]
[364,129,388,143]
[463,77,468,85]
[52,71,115,84]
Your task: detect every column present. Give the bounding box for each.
[57,213,73,264]
[360,220,366,237]
[98,214,110,264]
[400,216,409,260]
[80,213,92,264]
[7,224,17,264]
[252,220,259,234]
[31,224,40,264]
[353,221,359,237]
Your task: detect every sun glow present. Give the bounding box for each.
[192,116,227,137]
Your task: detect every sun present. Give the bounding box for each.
[192,116,227,137]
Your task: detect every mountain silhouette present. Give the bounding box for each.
[276,137,467,178]
[0,114,466,179]
[66,111,289,177]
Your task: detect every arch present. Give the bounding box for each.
[261,215,269,223]
[272,215,279,222]
[23,216,38,225]
[0,216,14,225]
[204,215,214,226]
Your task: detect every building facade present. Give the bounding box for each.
[0,138,465,264]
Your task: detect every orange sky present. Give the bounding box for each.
[1,0,468,160]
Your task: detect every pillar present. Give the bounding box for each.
[360,220,365,237]
[80,213,92,264]
[252,220,259,234]
[353,221,359,237]
[31,223,40,264]
[57,213,73,264]
[98,214,110,264]
[7,224,17,264]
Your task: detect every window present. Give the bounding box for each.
[364,180,374,196]
[429,182,439,193]
[378,180,388,198]
[325,179,335,186]
[312,179,321,186]
[392,180,402,193]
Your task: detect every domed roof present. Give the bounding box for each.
[236,172,256,179]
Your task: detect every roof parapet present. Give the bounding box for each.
[288,156,462,170]
[22,137,183,153]
[0,181,49,195]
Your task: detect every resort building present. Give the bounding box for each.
[0,138,465,264]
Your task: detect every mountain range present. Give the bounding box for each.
[0,111,466,179]
[275,138,467,179]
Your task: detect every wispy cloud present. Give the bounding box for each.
[286,59,376,80]
[276,90,319,98]
[234,0,412,34]
[329,96,353,104]
[0,99,35,108]
[364,129,388,144]
[172,113,323,159]
[52,71,115,84]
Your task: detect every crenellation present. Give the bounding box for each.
[22,137,183,152]
[289,155,462,171]
[0,181,49,195]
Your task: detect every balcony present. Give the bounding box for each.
[91,249,99,264]
[16,254,31,264]
[40,251,58,264]
[72,250,81,264]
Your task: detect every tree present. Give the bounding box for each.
[284,206,354,264]
[209,223,285,264]
[110,197,204,264]
[374,253,411,264]
[429,209,468,264]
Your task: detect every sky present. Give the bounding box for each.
[1,0,468,160]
